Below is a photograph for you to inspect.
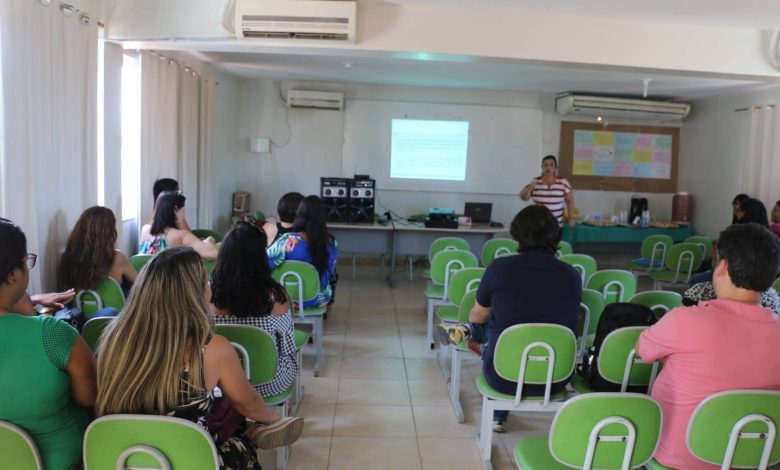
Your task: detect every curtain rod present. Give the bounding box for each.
[39,0,93,26]
[143,50,220,85]
[735,104,776,112]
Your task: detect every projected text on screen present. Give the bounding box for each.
[390,119,469,181]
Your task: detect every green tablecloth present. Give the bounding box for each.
[562,224,694,245]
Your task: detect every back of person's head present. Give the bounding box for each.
[735,198,768,226]
[293,195,331,276]
[153,178,179,205]
[510,205,561,253]
[717,223,780,292]
[95,247,211,416]
[732,193,750,206]
[151,191,186,235]
[277,192,304,224]
[60,206,117,289]
[211,222,287,317]
[732,193,750,224]
[0,218,26,283]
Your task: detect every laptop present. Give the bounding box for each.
[464,202,493,224]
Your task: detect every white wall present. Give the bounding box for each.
[234,79,680,225]
[679,85,780,237]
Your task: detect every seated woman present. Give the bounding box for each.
[95,247,303,469]
[60,206,137,297]
[0,218,96,470]
[138,191,218,260]
[771,200,780,237]
[262,192,304,247]
[210,222,298,398]
[267,195,338,308]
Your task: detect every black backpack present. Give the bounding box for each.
[578,302,657,392]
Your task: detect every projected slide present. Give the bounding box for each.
[391,119,469,181]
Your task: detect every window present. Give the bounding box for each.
[120,52,141,221]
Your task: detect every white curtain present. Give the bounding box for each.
[198,78,216,228]
[740,105,780,205]
[0,1,98,292]
[179,71,200,226]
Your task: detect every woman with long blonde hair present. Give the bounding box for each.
[96,247,302,468]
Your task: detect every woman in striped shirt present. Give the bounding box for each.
[520,155,576,227]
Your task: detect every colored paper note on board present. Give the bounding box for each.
[635,134,653,148]
[654,149,672,164]
[654,135,673,150]
[594,147,614,161]
[633,148,653,163]
[593,161,613,176]
[614,148,633,161]
[652,164,671,179]
[615,132,635,148]
[574,130,595,146]
[573,160,594,175]
[594,131,615,147]
[614,161,633,177]
[633,164,653,178]
[574,146,594,160]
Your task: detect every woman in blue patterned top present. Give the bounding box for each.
[210,221,299,398]
[267,196,338,308]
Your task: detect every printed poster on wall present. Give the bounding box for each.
[572,130,673,179]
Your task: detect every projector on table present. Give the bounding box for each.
[425,208,458,229]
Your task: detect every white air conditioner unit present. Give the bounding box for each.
[286,90,344,110]
[555,93,691,122]
[235,0,356,42]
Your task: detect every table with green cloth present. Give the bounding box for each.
[562,224,695,246]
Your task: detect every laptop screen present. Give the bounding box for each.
[464,202,492,224]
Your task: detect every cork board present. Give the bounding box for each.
[558,121,679,192]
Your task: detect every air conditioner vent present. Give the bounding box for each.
[555,93,691,122]
[236,0,356,42]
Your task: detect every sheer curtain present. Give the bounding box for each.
[0,0,98,292]
[740,105,780,205]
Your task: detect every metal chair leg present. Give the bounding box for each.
[313,317,323,377]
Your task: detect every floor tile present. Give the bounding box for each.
[332,405,416,437]
[413,405,480,438]
[298,403,336,437]
[339,357,406,379]
[287,436,331,470]
[417,437,484,470]
[300,376,340,404]
[328,437,422,470]
[337,378,410,406]
[407,379,451,407]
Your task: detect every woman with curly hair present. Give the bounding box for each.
[60,206,136,291]
[210,222,298,398]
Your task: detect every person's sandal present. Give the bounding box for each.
[434,323,471,346]
[247,416,304,449]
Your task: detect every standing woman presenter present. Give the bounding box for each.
[520,155,576,227]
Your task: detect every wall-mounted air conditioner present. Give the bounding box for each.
[235,0,356,42]
[555,93,691,122]
[286,90,344,110]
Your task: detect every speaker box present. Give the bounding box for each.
[349,178,375,223]
[321,177,350,223]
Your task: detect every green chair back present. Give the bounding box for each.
[639,235,673,267]
[191,229,223,242]
[773,277,780,293]
[597,327,658,391]
[429,250,478,286]
[586,270,637,304]
[446,268,485,306]
[0,421,42,470]
[254,210,266,222]
[560,254,597,286]
[272,261,320,313]
[428,237,470,262]
[629,291,682,319]
[74,277,125,319]
[493,324,576,403]
[129,254,152,272]
[481,238,517,266]
[580,289,606,338]
[549,393,662,469]
[687,390,780,469]
[556,241,573,258]
[214,324,277,386]
[457,289,478,324]
[83,415,219,470]
[82,317,113,352]
[202,259,216,274]
[684,235,713,260]
[662,242,704,282]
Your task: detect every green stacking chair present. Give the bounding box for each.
[74,277,125,319]
[129,254,152,272]
[0,421,42,470]
[446,288,478,423]
[629,291,682,319]
[773,277,780,293]
[649,242,704,290]
[202,258,216,274]
[83,415,219,470]
[577,289,605,360]
[215,324,295,469]
[82,317,114,352]
[191,228,223,242]
[627,234,672,277]
[292,329,310,412]
[424,249,478,348]
[556,241,573,258]
[422,237,470,279]
[685,235,714,261]
[272,261,326,377]
[514,393,662,470]
[481,238,518,266]
[570,326,660,395]
[586,270,637,305]
[560,254,597,287]
[646,390,780,470]
[476,324,576,467]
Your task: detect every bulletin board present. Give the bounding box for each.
[558,121,679,192]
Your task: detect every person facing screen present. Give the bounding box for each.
[519,155,576,227]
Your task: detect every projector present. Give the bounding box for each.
[425,208,458,229]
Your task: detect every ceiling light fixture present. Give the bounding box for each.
[596,116,603,122]
[343,62,353,69]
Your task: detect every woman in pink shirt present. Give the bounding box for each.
[638,223,780,470]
